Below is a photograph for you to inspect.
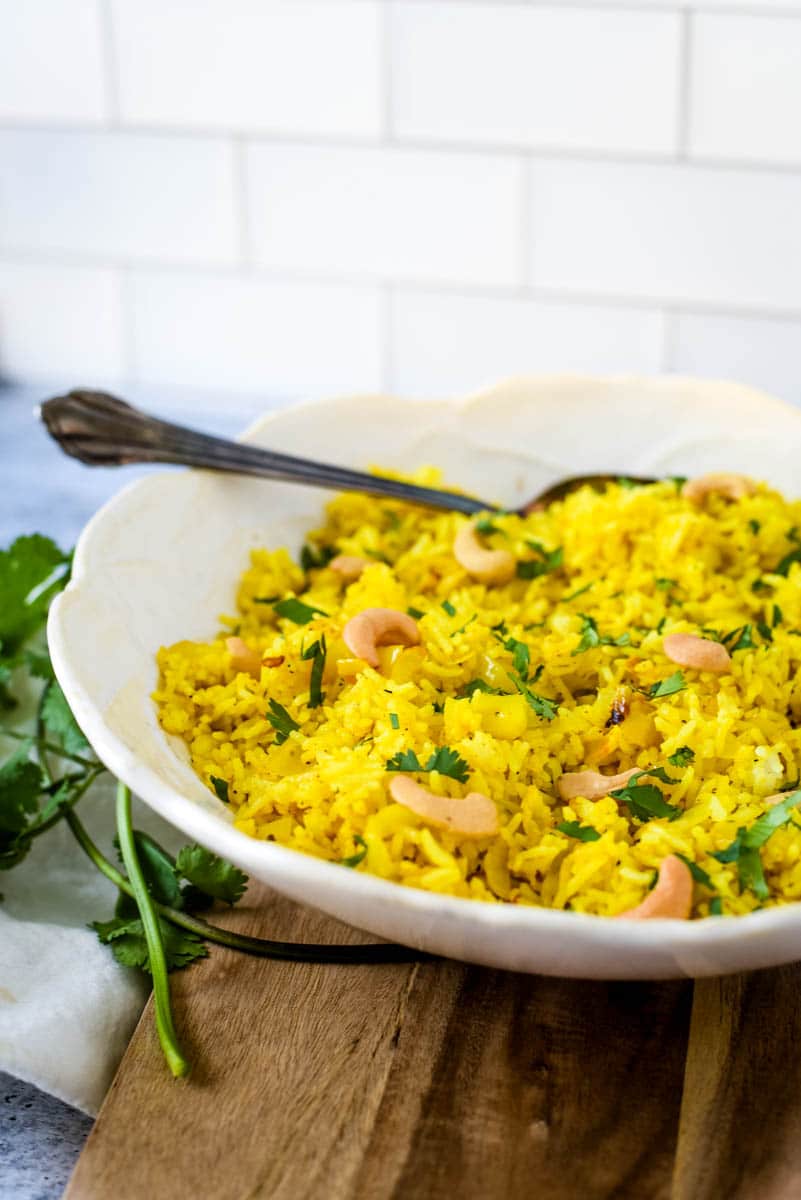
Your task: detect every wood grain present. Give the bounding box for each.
[674,967,801,1200]
[65,884,692,1200]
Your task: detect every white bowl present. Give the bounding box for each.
[49,375,801,979]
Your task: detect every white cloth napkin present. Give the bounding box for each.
[0,775,181,1115]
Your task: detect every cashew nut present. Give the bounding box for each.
[342,607,421,669]
[663,633,731,673]
[682,473,756,504]
[557,766,639,802]
[617,855,693,920]
[453,521,516,585]
[330,554,371,582]
[226,636,262,677]
[389,775,498,838]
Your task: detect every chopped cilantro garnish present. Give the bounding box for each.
[503,636,530,680]
[453,614,477,636]
[757,621,773,643]
[407,606,424,619]
[266,699,300,744]
[655,578,677,590]
[749,519,761,535]
[389,712,400,730]
[461,679,505,698]
[300,543,336,571]
[674,853,714,890]
[475,515,503,536]
[617,477,637,490]
[709,896,723,915]
[571,614,630,656]
[441,600,456,617]
[711,790,801,898]
[209,775,229,804]
[273,597,328,625]
[385,746,470,783]
[253,595,279,604]
[721,624,755,653]
[610,772,682,822]
[516,543,563,580]
[557,821,601,842]
[775,546,801,578]
[773,604,783,628]
[300,635,326,708]
[641,671,686,700]
[341,835,368,869]
[668,746,695,768]
[563,582,593,603]
[507,672,558,721]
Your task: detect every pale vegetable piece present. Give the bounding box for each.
[682,473,757,503]
[389,775,498,838]
[342,607,421,669]
[617,855,693,920]
[225,636,262,677]
[557,766,640,802]
[330,554,371,582]
[453,521,516,585]
[663,633,731,673]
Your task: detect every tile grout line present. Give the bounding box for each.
[381,1,395,142]
[676,9,694,159]
[97,0,121,126]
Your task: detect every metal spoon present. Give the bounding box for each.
[39,390,655,516]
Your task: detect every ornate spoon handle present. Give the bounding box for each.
[39,390,491,516]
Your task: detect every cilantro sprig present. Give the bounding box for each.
[386,746,470,783]
[712,790,801,899]
[610,768,682,823]
[571,614,630,656]
[0,531,420,1082]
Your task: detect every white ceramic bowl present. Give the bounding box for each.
[49,375,801,979]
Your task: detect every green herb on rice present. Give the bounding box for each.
[712,790,801,899]
[209,775,229,804]
[301,635,326,709]
[557,821,601,843]
[386,746,470,783]
[668,746,695,768]
[516,542,563,581]
[571,614,630,656]
[273,597,328,625]
[266,699,300,744]
[341,835,368,869]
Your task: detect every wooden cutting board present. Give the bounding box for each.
[65,882,801,1200]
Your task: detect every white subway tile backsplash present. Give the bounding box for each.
[0,0,108,124]
[246,144,524,287]
[689,15,801,166]
[0,261,124,381]
[129,270,383,396]
[111,0,383,138]
[392,3,681,155]
[671,311,801,406]
[0,132,238,265]
[529,160,801,312]
[390,289,666,397]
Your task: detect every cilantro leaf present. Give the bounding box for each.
[503,636,530,680]
[0,743,43,868]
[132,831,183,908]
[721,624,755,653]
[709,896,723,915]
[0,535,70,656]
[655,578,677,591]
[341,835,368,869]
[175,844,248,905]
[301,635,326,709]
[711,791,801,898]
[266,699,300,744]
[507,672,558,721]
[475,516,502,536]
[517,544,563,580]
[563,583,593,603]
[557,820,601,842]
[273,598,328,625]
[425,746,470,783]
[210,775,229,804]
[385,746,470,783]
[674,852,714,890]
[389,712,400,730]
[461,679,505,698]
[92,915,208,973]
[571,614,630,656]
[40,680,90,755]
[749,519,761,535]
[646,671,686,700]
[300,543,336,571]
[407,606,424,619]
[668,746,695,768]
[386,748,423,773]
[441,600,456,617]
[774,546,801,578]
[610,776,682,822]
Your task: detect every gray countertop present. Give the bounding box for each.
[0,381,269,1198]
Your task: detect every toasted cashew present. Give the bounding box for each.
[663,633,731,673]
[389,775,498,838]
[557,766,639,802]
[682,473,756,504]
[330,554,371,582]
[226,636,262,677]
[453,522,516,585]
[343,607,421,669]
[617,855,693,920]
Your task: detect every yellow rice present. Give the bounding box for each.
[154,473,801,918]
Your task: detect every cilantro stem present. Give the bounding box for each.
[0,726,98,769]
[115,782,190,1079]
[35,691,53,785]
[65,808,423,965]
